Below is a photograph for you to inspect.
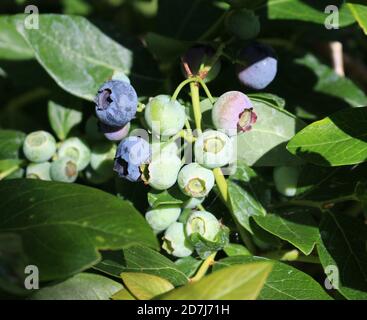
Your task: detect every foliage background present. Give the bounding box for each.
[0,0,367,300]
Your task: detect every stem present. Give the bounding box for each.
[196,78,215,104]
[190,81,202,133]
[137,102,145,112]
[197,204,205,211]
[262,250,320,264]
[213,167,228,202]
[272,194,357,210]
[189,252,217,282]
[171,77,198,101]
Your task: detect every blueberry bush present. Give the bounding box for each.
[1,0,367,300]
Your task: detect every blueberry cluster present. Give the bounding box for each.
[92,53,266,258]
[21,130,117,184]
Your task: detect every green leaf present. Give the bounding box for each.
[347,2,367,35]
[0,232,29,296]
[0,130,25,160]
[189,226,230,259]
[228,181,265,233]
[160,261,273,300]
[0,16,33,60]
[254,207,320,255]
[147,188,184,208]
[248,93,285,109]
[317,211,367,300]
[0,179,158,281]
[264,0,355,26]
[111,288,136,300]
[121,272,174,300]
[0,159,24,180]
[145,32,190,61]
[227,162,269,233]
[48,100,82,140]
[174,256,202,278]
[30,273,123,300]
[16,14,132,100]
[287,107,367,167]
[234,100,306,166]
[296,54,367,108]
[214,256,331,300]
[94,245,189,286]
[224,243,251,257]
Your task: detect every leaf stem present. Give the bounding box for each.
[189,252,217,283]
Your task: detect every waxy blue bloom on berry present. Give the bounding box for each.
[237,43,277,90]
[95,80,138,127]
[114,136,151,182]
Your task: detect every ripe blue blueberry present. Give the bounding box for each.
[95,80,138,127]
[26,162,51,181]
[145,205,181,234]
[194,130,233,168]
[144,95,186,137]
[185,211,221,241]
[113,136,151,182]
[181,45,221,82]
[23,131,56,163]
[212,91,257,136]
[57,137,91,171]
[237,43,277,90]
[273,166,300,197]
[162,222,193,258]
[178,163,215,198]
[50,158,78,183]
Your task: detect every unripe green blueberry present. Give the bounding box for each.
[57,137,91,171]
[151,141,179,158]
[144,155,182,190]
[225,9,260,40]
[23,131,56,163]
[185,211,220,241]
[26,162,51,181]
[50,158,78,183]
[90,142,116,178]
[162,222,193,258]
[145,205,181,234]
[194,130,233,169]
[144,95,186,137]
[273,166,300,197]
[178,163,214,198]
[182,196,205,209]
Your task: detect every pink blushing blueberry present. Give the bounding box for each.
[212,91,257,136]
[100,122,130,141]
